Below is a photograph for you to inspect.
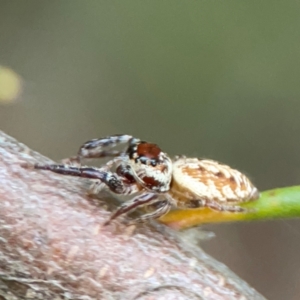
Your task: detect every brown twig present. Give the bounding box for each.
[0,131,265,300]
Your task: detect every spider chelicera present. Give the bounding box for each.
[32,134,259,225]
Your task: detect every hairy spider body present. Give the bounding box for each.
[32,134,259,225]
[127,140,173,193]
[170,157,259,212]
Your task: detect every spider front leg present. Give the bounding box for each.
[66,134,136,164]
[33,164,131,195]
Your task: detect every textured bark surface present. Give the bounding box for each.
[0,131,266,300]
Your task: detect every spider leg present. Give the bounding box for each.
[205,200,249,213]
[34,164,131,195]
[177,198,251,213]
[67,134,136,164]
[103,193,159,225]
[131,200,171,224]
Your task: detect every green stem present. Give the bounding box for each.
[242,186,300,220]
[161,186,300,229]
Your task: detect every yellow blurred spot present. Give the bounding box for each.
[0,66,22,104]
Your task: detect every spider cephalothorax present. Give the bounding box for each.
[32,134,259,225]
[126,140,172,193]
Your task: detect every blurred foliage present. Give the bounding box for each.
[0,66,22,104]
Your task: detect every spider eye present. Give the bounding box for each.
[151,160,157,167]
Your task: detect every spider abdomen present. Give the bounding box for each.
[170,158,259,208]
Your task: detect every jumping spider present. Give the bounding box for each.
[32,134,259,225]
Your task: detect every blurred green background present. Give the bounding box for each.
[1,1,300,299]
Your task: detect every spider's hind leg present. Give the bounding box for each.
[205,200,249,213]
[179,198,252,213]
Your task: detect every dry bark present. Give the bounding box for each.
[0,131,266,300]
